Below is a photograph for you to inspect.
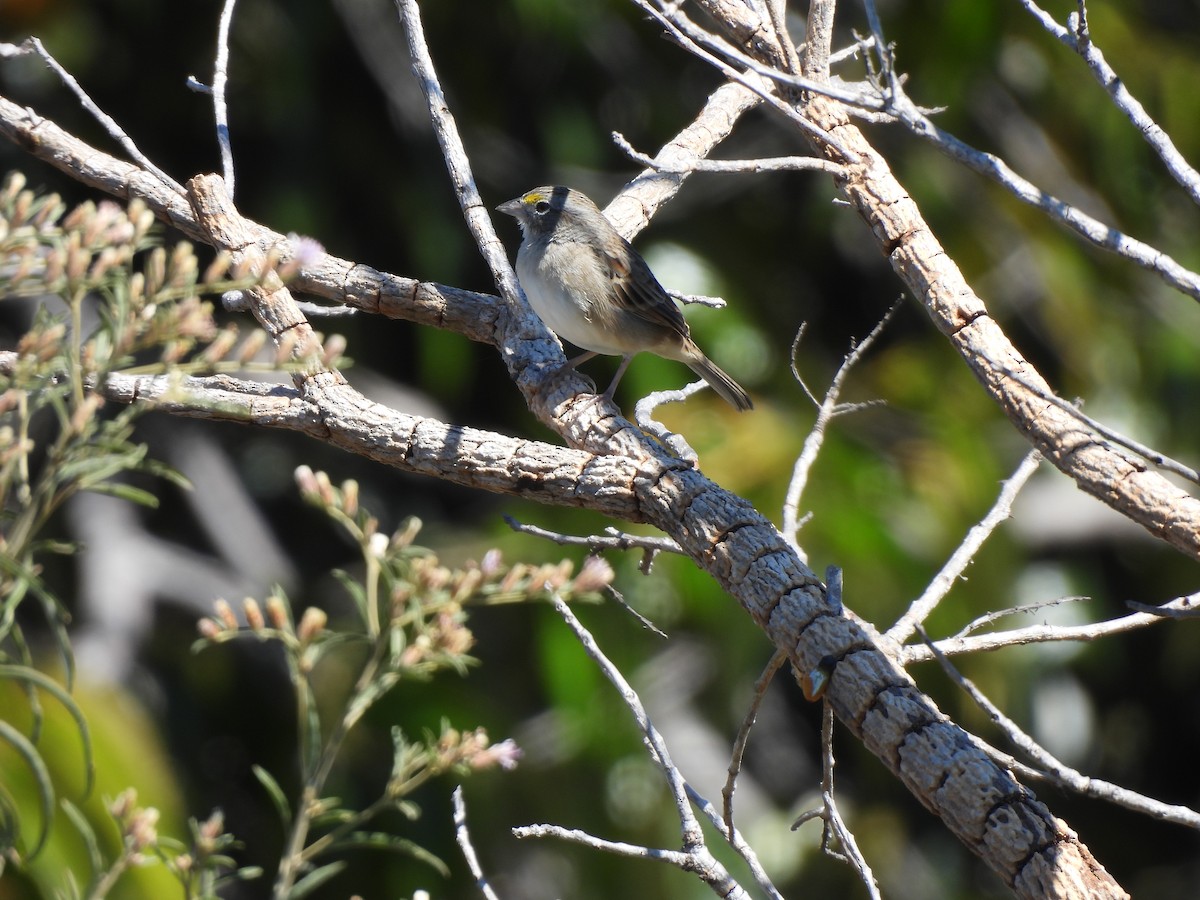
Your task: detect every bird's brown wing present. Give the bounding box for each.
[602,241,691,339]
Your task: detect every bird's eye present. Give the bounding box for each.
[534,200,551,214]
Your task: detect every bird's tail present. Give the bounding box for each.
[688,355,753,411]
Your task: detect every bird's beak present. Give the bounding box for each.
[496,198,523,218]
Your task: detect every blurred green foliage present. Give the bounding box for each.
[1,0,1199,897]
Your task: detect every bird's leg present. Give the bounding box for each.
[565,350,599,369]
[602,354,635,402]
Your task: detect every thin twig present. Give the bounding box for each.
[502,514,682,579]
[852,3,1200,301]
[831,34,877,67]
[210,0,239,195]
[613,130,846,176]
[903,591,1200,662]
[502,514,682,556]
[765,0,802,74]
[630,0,864,162]
[951,594,1093,639]
[894,92,1200,301]
[634,382,706,462]
[1016,0,1200,206]
[685,785,786,900]
[540,593,750,898]
[19,38,184,194]
[666,288,727,309]
[548,594,700,840]
[818,701,880,897]
[916,625,1200,829]
[1126,597,1200,619]
[782,302,899,551]
[452,786,501,900]
[646,0,888,117]
[603,583,669,638]
[722,650,787,832]
[512,823,690,861]
[791,701,881,897]
[605,81,761,240]
[395,0,609,424]
[394,0,523,313]
[860,0,901,106]
[222,290,358,318]
[887,449,1043,643]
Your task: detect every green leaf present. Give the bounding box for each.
[3,634,43,744]
[59,869,83,900]
[0,552,68,623]
[345,678,394,727]
[61,797,104,880]
[84,481,161,508]
[0,781,21,861]
[251,765,291,831]
[297,678,321,779]
[287,861,347,899]
[0,718,54,859]
[332,570,369,629]
[0,665,95,796]
[156,834,187,853]
[0,591,23,645]
[27,538,79,557]
[390,726,412,781]
[333,831,449,877]
[308,806,355,829]
[55,451,141,494]
[213,865,264,887]
[35,588,76,691]
[139,457,192,491]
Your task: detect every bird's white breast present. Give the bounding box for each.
[516,245,629,355]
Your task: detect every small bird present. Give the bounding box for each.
[496,185,753,411]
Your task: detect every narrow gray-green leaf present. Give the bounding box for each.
[287,860,347,899]
[331,570,368,628]
[334,831,449,877]
[214,865,264,888]
[84,481,160,508]
[60,797,104,880]
[0,665,95,795]
[251,764,291,831]
[0,719,53,858]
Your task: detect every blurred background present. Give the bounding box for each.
[1,0,1199,897]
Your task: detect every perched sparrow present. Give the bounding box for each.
[496,185,752,411]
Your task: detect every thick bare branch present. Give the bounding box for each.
[606,80,763,240]
[799,91,1200,562]
[612,5,1200,563]
[802,0,837,81]
[4,360,642,519]
[0,93,505,346]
